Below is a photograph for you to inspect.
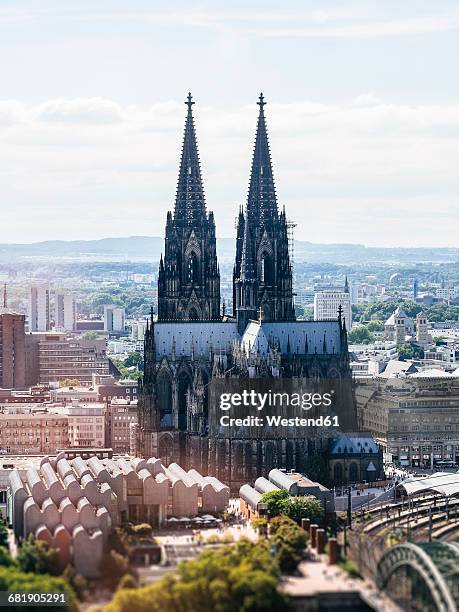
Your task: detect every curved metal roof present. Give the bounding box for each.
[268,468,298,494]
[254,476,280,494]
[239,484,262,509]
[398,471,459,498]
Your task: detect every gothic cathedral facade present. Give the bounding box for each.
[137,94,354,490]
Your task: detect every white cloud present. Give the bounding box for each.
[4,4,459,39]
[353,93,383,107]
[251,15,459,38]
[33,98,125,124]
[0,96,458,246]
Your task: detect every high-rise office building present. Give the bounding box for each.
[314,291,352,329]
[55,293,77,332]
[0,309,26,389]
[28,285,50,332]
[104,306,125,333]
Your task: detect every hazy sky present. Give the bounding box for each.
[0,1,458,247]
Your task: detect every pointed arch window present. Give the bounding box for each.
[178,371,191,431]
[187,252,200,283]
[157,371,172,428]
[260,251,274,284]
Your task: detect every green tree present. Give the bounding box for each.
[251,518,268,536]
[124,352,143,368]
[116,573,138,591]
[269,515,308,573]
[110,358,143,381]
[353,300,459,325]
[127,523,153,538]
[260,489,289,518]
[104,540,289,612]
[100,549,135,589]
[0,566,77,612]
[295,304,313,320]
[398,343,424,361]
[0,545,14,567]
[282,496,324,524]
[269,514,297,535]
[16,536,60,576]
[366,320,384,332]
[108,527,131,557]
[61,565,87,600]
[275,543,300,573]
[0,516,8,547]
[82,331,99,340]
[261,490,323,525]
[348,326,375,345]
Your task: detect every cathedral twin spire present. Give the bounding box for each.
[174,93,207,224]
[246,93,279,226]
[157,93,220,322]
[234,93,295,331]
[158,92,294,328]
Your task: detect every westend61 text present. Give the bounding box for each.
[219,415,340,427]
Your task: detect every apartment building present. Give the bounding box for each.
[59,403,105,448]
[105,399,138,453]
[36,333,110,385]
[0,408,69,454]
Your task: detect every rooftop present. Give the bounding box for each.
[398,471,459,498]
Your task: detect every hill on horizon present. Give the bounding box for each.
[0,236,457,264]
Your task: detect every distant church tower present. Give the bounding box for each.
[158,94,221,321]
[416,311,432,348]
[233,94,295,334]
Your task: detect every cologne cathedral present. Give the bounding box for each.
[137,93,355,490]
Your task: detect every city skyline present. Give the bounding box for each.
[0,0,458,247]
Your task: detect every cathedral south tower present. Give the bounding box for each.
[233,94,295,334]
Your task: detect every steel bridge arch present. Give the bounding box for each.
[376,542,459,612]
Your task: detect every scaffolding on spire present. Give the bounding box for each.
[287,219,297,276]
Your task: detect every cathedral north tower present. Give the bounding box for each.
[158,94,221,321]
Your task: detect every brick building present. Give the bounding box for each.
[0,408,69,454]
[105,399,138,454]
[0,310,26,389]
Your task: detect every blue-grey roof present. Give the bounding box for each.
[154,321,239,358]
[154,319,342,358]
[330,435,379,455]
[261,321,341,355]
